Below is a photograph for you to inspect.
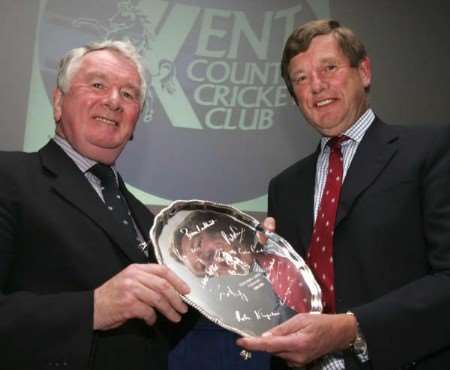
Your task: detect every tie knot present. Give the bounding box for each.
[327,135,348,149]
[90,163,117,187]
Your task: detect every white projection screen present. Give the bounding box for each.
[1,0,449,215]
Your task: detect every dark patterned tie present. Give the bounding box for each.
[307,136,348,313]
[90,163,140,247]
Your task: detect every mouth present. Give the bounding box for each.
[314,98,335,108]
[94,116,118,127]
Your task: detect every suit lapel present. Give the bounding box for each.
[290,151,318,255]
[39,141,148,263]
[336,119,399,226]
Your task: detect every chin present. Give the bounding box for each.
[83,146,121,164]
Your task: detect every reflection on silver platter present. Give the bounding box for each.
[150,200,322,339]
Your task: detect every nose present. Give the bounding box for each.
[310,70,326,94]
[103,88,123,112]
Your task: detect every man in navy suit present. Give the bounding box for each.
[238,20,450,370]
[0,40,190,370]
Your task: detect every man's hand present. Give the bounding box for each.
[237,313,357,367]
[93,263,190,330]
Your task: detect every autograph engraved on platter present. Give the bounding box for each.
[221,226,244,245]
[179,219,216,240]
[219,286,249,302]
[235,308,281,322]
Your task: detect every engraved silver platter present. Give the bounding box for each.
[150,200,322,338]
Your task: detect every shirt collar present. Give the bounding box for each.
[320,108,375,151]
[52,135,117,174]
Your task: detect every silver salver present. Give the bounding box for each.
[150,200,322,342]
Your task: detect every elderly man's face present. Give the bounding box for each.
[288,34,371,137]
[52,49,141,164]
[180,229,253,277]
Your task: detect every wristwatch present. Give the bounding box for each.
[346,311,368,355]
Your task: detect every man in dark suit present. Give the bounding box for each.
[0,40,191,370]
[237,20,450,370]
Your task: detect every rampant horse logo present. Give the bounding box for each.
[73,0,177,123]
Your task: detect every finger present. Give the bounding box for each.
[139,290,185,322]
[236,335,280,353]
[263,217,276,232]
[134,273,188,319]
[130,301,159,326]
[141,264,191,295]
[236,336,262,350]
[141,306,158,326]
[132,264,190,314]
[237,333,301,353]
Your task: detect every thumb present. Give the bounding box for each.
[263,217,276,233]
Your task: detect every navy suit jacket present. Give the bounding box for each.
[0,140,172,370]
[268,119,450,370]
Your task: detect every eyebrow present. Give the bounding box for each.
[85,72,140,94]
[318,56,340,65]
[289,56,342,77]
[84,71,108,82]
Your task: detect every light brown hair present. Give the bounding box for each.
[281,19,368,100]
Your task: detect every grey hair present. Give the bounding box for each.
[56,39,147,109]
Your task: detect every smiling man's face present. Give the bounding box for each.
[52,49,141,164]
[288,34,371,137]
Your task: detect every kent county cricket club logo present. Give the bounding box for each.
[72,1,173,126]
[38,0,328,205]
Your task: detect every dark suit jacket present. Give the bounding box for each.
[0,140,171,370]
[267,119,450,370]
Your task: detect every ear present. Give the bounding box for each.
[358,57,372,89]
[52,88,63,123]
